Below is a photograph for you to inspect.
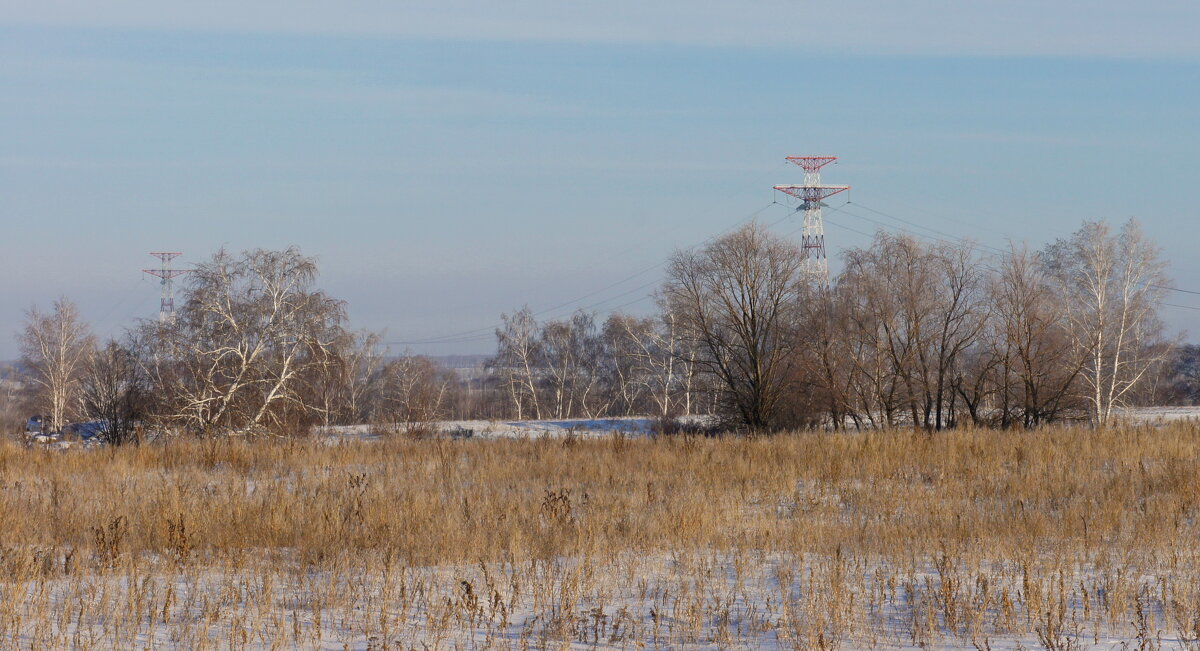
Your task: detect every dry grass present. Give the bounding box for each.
[2,423,1200,648]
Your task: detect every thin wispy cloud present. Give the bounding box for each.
[6,1,1200,58]
[2,4,1199,357]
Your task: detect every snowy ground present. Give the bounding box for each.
[3,552,1187,650]
[11,414,1200,647]
[321,406,1200,442]
[1117,405,1200,424]
[24,407,1200,448]
[323,415,714,441]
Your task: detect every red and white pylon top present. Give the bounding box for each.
[784,156,839,172]
[773,155,849,203]
[773,155,849,285]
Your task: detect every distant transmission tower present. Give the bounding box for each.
[773,156,850,284]
[143,252,189,323]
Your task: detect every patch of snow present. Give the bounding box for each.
[2,552,1186,649]
[1117,405,1200,424]
[322,415,715,441]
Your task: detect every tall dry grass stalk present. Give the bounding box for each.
[1,423,1199,648]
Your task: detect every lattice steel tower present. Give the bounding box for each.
[143,252,189,323]
[773,156,849,284]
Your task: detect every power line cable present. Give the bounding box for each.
[1154,285,1200,296]
[825,208,1200,313]
[392,188,1200,349]
[385,199,788,347]
[91,275,150,336]
[389,162,794,345]
[850,201,1200,300]
[388,273,671,347]
[839,203,1009,257]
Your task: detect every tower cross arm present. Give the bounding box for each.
[142,269,192,279]
[772,185,850,202]
[785,156,839,172]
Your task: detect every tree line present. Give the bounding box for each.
[5,219,1195,442]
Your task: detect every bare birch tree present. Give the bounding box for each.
[541,312,604,418]
[1043,220,1170,426]
[142,247,346,435]
[599,314,649,416]
[492,307,543,419]
[603,312,695,418]
[17,297,95,432]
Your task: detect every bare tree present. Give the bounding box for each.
[1158,344,1200,406]
[796,291,858,429]
[541,312,604,418]
[832,266,904,429]
[80,340,147,445]
[492,307,543,420]
[1043,220,1170,426]
[308,330,387,426]
[377,355,459,429]
[986,245,1084,427]
[17,297,95,433]
[598,314,648,416]
[662,222,809,430]
[603,313,687,418]
[0,363,27,434]
[837,234,988,430]
[924,241,991,430]
[141,247,346,435]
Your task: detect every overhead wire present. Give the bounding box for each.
[1154,284,1200,296]
[386,160,814,348]
[385,160,798,348]
[825,201,1200,314]
[385,198,791,347]
[837,203,1009,257]
[391,200,856,349]
[389,177,1200,349]
[386,275,669,348]
[840,201,1200,306]
[90,275,151,336]
[846,200,1200,302]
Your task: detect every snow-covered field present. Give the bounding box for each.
[4,552,1187,649]
[323,415,714,441]
[321,406,1200,442]
[27,407,1200,449]
[10,413,1200,648]
[1118,405,1200,423]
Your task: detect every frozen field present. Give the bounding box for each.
[323,415,711,440]
[8,417,1200,649]
[1119,405,1200,423]
[322,406,1200,442]
[4,552,1187,650]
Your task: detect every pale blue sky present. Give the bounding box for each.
[3,2,1200,356]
